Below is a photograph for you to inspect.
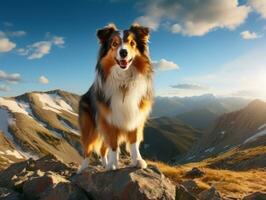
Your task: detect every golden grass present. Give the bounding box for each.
[148,160,266,199]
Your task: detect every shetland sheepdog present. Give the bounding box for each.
[78,23,153,172]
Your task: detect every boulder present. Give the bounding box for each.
[0,187,21,200]
[0,155,76,191]
[181,180,202,196]
[40,182,90,200]
[175,185,198,200]
[242,192,266,200]
[72,165,176,200]
[23,172,68,200]
[198,187,222,200]
[185,168,205,179]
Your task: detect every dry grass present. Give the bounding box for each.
[148,160,266,199]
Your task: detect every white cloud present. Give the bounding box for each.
[0,70,21,83]
[135,16,161,30]
[18,35,65,60]
[170,83,208,90]
[231,89,264,98]
[38,76,49,84]
[135,0,250,36]
[152,59,179,71]
[248,0,266,18]
[0,38,16,52]
[7,30,26,37]
[52,36,65,46]
[0,85,9,92]
[241,30,262,39]
[28,41,52,60]
[182,48,266,99]
[0,30,27,38]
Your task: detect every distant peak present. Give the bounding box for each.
[247,99,266,108]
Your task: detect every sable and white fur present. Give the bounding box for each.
[78,23,153,173]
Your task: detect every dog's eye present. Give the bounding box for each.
[112,41,118,47]
[130,41,135,47]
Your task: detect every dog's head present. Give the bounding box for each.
[97,23,150,71]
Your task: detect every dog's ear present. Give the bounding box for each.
[97,23,117,44]
[129,23,150,43]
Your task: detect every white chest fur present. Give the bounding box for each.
[103,66,150,131]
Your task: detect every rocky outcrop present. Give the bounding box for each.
[242,192,266,200]
[0,155,231,200]
[0,155,176,200]
[73,165,175,200]
[185,167,205,179]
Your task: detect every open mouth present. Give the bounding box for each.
[115,58,133,69]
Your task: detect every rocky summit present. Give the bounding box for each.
[0,155,265,200]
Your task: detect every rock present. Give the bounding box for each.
[181,180,202,196]
[198,187,222,200]
[40,182,90,200]
[23,172,68,200]
[242,192,266,200]
[0,158,36,189]
[175,185,198,200]
[0,155,76,191]
[0,187,21,200]
[35,155,77,176]
[72,165,175,200]
[185,168,205,179]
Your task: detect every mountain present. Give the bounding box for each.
[152,94,251,118]
[0,90,83,170]
[142,117,202,162]
[176,109,219,130]
[183,99,266,167]
[0,90,202,170]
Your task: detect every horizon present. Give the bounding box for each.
[2,88,265,102]
[0,0,266,99]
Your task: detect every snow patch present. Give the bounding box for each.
[35,93,77,116]
[0,108,37,159]
[204,147,215,153]
[187,155,196,160]
[0,98,30,115]
[244,129,266,144]
[60,119,80,136]
[4,149,24,159]
[258,123,266,130]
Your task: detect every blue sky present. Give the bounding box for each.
[0,0,266,99]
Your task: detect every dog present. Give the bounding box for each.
[78,23,153,172]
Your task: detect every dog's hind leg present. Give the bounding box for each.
[77,111,98,174]
[100,143,108,168]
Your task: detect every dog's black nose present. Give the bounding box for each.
[119,49,128,58]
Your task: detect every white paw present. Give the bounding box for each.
[77,158,89,174]
[106,163,118,171]
[102,157,108,168]
[77,165,87,174]
[132,159,147,169]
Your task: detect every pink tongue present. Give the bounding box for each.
[120,60,127,66]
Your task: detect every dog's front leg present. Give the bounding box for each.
[130,142,147,169]
[128,128,147,169]
[106,149,119,170]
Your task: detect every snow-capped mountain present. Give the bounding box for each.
[0,90,82,169]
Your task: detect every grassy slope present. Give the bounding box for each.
[152,161,266,199]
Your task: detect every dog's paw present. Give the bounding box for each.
[77,158,89,174]
[106,163,118,171]
[77,165,87,174]
[132,159,147,169]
